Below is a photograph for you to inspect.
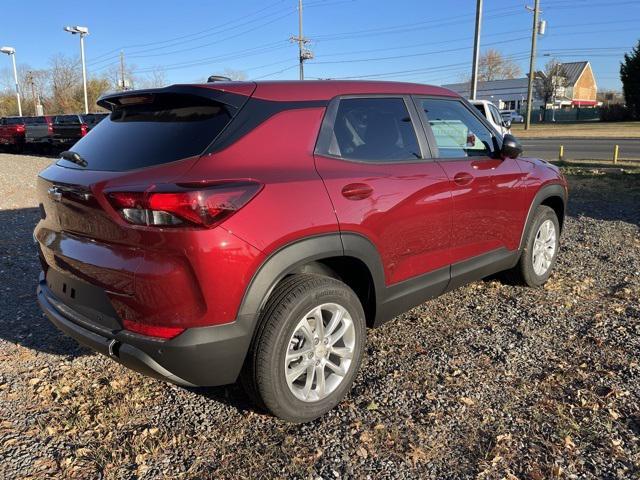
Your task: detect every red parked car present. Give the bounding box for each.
[0,116,26,151]
[35,81,567,422]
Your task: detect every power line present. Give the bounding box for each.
[88,0,350,66]
[88,0,288,62]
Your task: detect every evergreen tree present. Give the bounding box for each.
[620,40,640,119]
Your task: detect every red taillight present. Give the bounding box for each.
[80,123,88,136]
[16,125,25,133]
[122,319,185,339]
[106,182,262,228]
[47,123,53,134]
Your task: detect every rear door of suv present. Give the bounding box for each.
[314,95,452,290]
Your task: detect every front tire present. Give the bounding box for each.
[242,274,366,422]
[511,205,560,287]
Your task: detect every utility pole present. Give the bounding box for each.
[120,51,126,91]
[291,0,313,80]
[524,0,540,130]
[470,0,483,100]
[26,71,39,115]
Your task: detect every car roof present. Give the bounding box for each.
[190,80,459,102]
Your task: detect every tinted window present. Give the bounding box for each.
[324,97,420,162]
[24,116,46,124]
[55,115,81,125]
[474,104,486,117]
[82,113,108,126]
[61,93,235,171]
[421,99,495,158]
[6,117,24,125]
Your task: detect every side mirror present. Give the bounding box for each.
[501,134,522,159]
[503,119,512,129]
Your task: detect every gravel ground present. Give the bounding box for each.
[1,153,639,479]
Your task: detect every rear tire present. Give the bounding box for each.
[241,274,366,422]
[509,205,560,287]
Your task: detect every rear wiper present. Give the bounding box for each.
[60,150,88,168]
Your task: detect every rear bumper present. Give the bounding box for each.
[37,274,255,387]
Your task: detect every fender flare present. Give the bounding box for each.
[236,232,385,320]
[518,183,567,250]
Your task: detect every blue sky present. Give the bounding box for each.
[1,0,638,90]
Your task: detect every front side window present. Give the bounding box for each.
[323,97,421,162]
[420,98,495,158]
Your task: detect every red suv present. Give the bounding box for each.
[35,81,567,422]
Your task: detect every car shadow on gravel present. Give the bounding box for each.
[0,207,89,357]
[187,384,259,415]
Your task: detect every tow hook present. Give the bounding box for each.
[108,339,120,357]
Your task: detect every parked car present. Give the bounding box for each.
[501,109,525,124]
[35,81,568,422]
[82,112,109,131]
[51,114,88,144]
[0,116,26,151]
[469,99,511,135]
[24,115,54,145]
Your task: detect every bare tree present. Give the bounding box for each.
[223,68,248,81]
[104,59,139,91]
[534,60,568,121]
[139,66,168,89]
[478,49,522,81]
[49,54,82,113]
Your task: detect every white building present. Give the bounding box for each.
[442,61,597,111]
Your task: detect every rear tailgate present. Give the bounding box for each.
[35,83,255,328]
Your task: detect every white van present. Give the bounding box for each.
[469,100,511,136]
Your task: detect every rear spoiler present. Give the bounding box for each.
[97,83,257,112]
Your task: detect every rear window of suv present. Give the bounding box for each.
[55,115,82,125]
[60,93,236,171]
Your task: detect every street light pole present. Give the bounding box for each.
[64,26,90,114]
[470,0,483,100]
[1,47,22,116]
[79,33,88,114]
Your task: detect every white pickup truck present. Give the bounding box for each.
[469,100,511,136]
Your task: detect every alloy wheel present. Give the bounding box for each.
[284,303,356,402]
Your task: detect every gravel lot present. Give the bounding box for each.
[1,153,639,479]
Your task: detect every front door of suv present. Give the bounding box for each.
[415,97,523,265]
[314,96,452,288]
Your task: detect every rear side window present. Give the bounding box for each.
[474,104,486,117]
[62,93,236,171]
[320,97,421,162]
[420,98,495,158]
